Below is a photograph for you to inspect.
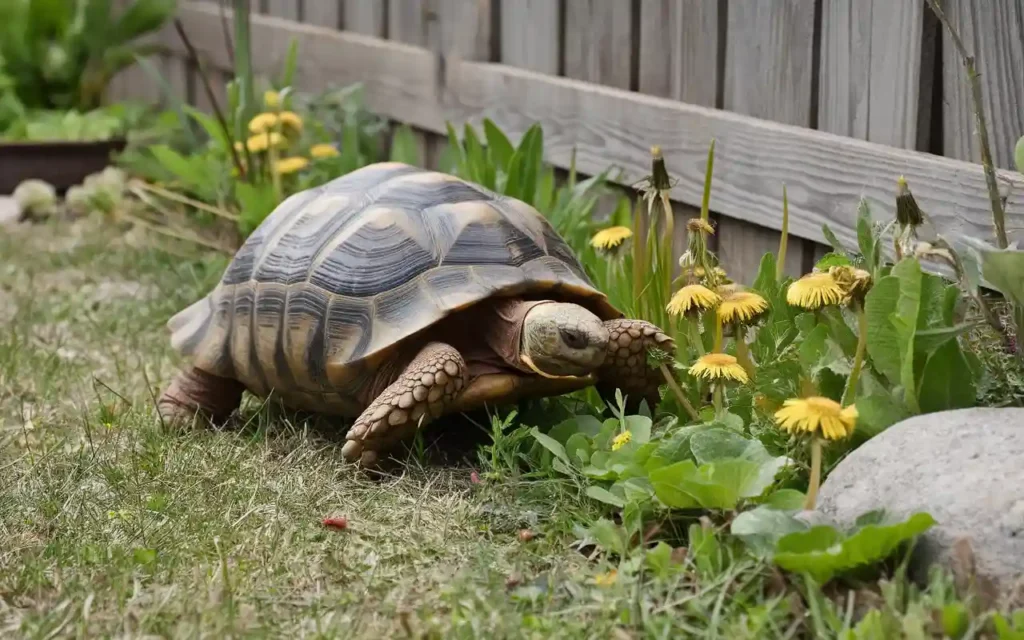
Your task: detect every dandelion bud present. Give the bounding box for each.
[896,176,924,228]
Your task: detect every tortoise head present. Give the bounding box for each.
[521,302,609,377]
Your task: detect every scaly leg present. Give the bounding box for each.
[341,341,466,467]
[596,319,675,413]
[157,366,246,428]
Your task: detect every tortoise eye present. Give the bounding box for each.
[560,328,588,350]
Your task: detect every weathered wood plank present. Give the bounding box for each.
[303,0,341,29]
[500,0,560,73]
[819,0,926,149]
[343,0,386,36]
[723,0,816,127]
[265,0,300,21]
[564,0,633,89]
[637,0,719,106]
[942,0,1024,170]
[715,216,805,282]
[165,3,1024,254]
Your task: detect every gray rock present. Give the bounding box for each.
[0,196,23,227]
[816,408,1024,606]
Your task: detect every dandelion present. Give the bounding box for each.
[594,569,618,587]
[689,353,748,384]
[687,217,715,235]
[786,272,845,309]
[273,156,310,175]
[774,396,858,510]
[590,226,633,250]
[245,131,286,153]
[717,290,769,326]
[264,89,281,108]
[611,431,632,451]
[248,112,280,134]
[829,266,873,306]
[895,175,923,228]
[666,284,720,318]
[277,111,303,132]
[310,143,340,159]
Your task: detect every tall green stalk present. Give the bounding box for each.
[233,0,256,145]
[777,184,789,281]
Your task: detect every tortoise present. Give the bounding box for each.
[157,162,674,467]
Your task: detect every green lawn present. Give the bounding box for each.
[1,214,1008,639]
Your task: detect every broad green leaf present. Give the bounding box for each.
[918,340,976,414]
[913,323,974,355]
[979,248,1024,307]
[530,427,570,461]
[587,518,627,556]
[731,504,809,555]
[854,392,911,440]
[772,512,936,584]
[647,425,702,466]
[814,253,852,270]
[644,541,679,579]
[892,258,923,412]
[462,123,490,188]
[752,251,779,294]
[483,118,515,168]
[649,461,701,509]
[856,200,875,265]
[622,415,653,444]
[864,276,902,386]
[388,124,421,166]
[235,181,278,234]
[764,489,806,510]
[650,458,779,511]
[798,323,831,370]
[586,485,625,508]
[564,433,592,466]
[821,223,848,256]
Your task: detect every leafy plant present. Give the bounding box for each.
[0,0,177,112]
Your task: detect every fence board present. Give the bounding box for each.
[942,0,1024,170]
[343,0,386,36]
[564,0,633,89]
[501,0,560,73]
[720,0,818,281]
[265,0,300,21]
[637,0,719,106]
[161,4,1024,260]
[304,0,341,28]
[819,0,926,149]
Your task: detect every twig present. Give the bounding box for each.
[121,211,236,254]
[925,0,1008,249]
[218,0,236,68]
[173,18,247,181]
[129,181,240,221]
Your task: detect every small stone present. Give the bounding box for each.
[816,408,1024,606]
[0,196,23,228]
[388,409,408,426]
[444,360,459,376]
[413,385,428,401]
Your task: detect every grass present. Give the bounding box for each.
[2,214,1018,639]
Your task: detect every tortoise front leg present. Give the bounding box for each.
[341,341,467,468]
[596,319,675,413]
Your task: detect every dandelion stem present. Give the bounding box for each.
[712,384,724,419]
[687,318,705,358]
[713,316,723,352]
[734,327,756,380]
[842,305,868,406]
[804,438,823,511]
[659,363,699,422]
[777,184,789,281]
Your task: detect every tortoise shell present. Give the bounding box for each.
[167,162,622,415]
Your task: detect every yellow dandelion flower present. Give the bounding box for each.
[264,90,281,108]
[246,131,286,153]
[594,569,618,587]
[248,112,280,134]
[774,396,857,441]
[687,218,715,235]
[829,265,873,303]
[689,353,749,384]
[786,272,845,309]
[666,284,720,317]
[611,431,632,451]
[277,111,303,132]
[718,290,769,325]
[590,226,633,250]
[273,156,310,175]
[310,143,340,159]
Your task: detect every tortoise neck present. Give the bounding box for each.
[481,298,554,374]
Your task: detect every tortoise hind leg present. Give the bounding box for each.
[157,366,246,428]
[342,342,466,468]
[596,319,675,413]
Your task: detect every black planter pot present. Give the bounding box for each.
[0,138,127,195]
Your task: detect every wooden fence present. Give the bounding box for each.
[112,0,1024,284]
